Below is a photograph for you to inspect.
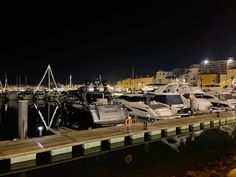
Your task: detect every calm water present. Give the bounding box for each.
[0,98,236,177]
[1,127,236,177]
[0,99,58,140]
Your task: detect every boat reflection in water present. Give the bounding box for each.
[0,98,56,141]
[3,125,236,177]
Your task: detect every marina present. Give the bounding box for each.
[1,65,236,176]
[1,3,236,176]
[0,110,236,176]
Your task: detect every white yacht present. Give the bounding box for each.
[178,84,230,111]
[141,84,165,93]
[151,81,213,114]
[144,92,186,113]
[148,101,179,119]
[181,92,213,113]
[115,94,158,121]
[205,89,236,110]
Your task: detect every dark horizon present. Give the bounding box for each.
[0,2,236,85]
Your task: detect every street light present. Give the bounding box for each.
[227,57,234,70]
[203,59,209,65]
[228,58,233,63]
[202,59,209,74]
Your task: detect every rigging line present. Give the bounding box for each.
[34,103,49,130]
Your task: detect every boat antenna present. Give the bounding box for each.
[99,75,102,83]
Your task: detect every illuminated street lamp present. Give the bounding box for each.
[227,57,234,69]
[203,59,209,65]
[202,59,209,74]
[228,58,233,63]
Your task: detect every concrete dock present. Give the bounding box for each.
[0,111,235,173]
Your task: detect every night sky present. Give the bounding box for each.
[0,2,236,85]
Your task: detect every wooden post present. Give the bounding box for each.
[18,100,28,139]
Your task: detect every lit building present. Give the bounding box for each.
[227,67,236,87]
[198,57,236,74]
[154,70,171,84]
[194,58,236,88]
[132,76,154,90]
[115,78,132,91]
[197,73,219,86]
[183,65,200,85]
[171,68,186,77]
[116,76,154,91]
[197,73,227,88]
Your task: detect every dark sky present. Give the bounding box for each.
[0,2,236,85]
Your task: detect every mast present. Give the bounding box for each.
[4,73,7,92]
[69,74,72,87]
[34,64,61,95]
[48,67,50,95]
[131,67,135,92]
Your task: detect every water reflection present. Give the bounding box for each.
[2,126,236,177]
[1,97,236,176]
[0,98,59,141]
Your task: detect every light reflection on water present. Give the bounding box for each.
[0,99,58,140]
[1,98,236,177]
[3,126,236,177]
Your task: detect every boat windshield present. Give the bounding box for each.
[152,95,183,106]
[220,94,233,100]
[119,95,144,102]
[86,93,110,104]
[149,103,168,109]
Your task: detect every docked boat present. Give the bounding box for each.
[114,94,159,121]
[18,89,34,100]
[45,90,61,102]
[34,90,46,100]
[5,91,19,100]
[62,79,128,129]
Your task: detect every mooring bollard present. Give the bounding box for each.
[190,98,194,116]
[209,108,213,114]
[18,100,28,140]
[216,112,220,118]
[125,116,132,134]
[144,121,148,130]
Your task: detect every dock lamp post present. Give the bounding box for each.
[38,126,43,136]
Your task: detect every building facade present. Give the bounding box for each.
[183,66,200,86]
[197,73,227,88]
[116,76,154,91]
[198,58,236,74]
[227,67,236,86]
[154,70,171,84]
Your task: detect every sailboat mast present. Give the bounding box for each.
[69,74,72,87]
[48,66,50,94]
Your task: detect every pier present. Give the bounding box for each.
[0,111,236,174]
